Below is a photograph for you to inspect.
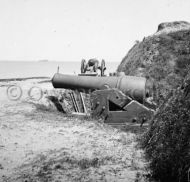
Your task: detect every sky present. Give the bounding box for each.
[0,0,190,62]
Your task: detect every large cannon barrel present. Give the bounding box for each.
[52,73,148,103]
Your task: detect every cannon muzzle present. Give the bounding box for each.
[52,73,148,103]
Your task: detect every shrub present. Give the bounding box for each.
[141,74,190,182]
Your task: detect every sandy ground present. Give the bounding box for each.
[0,79,147,182]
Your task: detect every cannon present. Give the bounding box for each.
[80,59,106,76]
[52,73,154,124]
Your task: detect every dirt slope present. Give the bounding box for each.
[117,21,190,105]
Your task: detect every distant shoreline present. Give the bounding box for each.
[0,60,119,63]
[0,61,118,80]
[0,76,50,82]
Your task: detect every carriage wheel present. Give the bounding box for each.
[101,59,106,76]
[93,61,98,72]
[81,59,86,73]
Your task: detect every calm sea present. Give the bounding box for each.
[0,61,119,79]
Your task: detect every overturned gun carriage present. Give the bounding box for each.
[52,73,154,125]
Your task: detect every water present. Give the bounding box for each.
[0,61,119,79]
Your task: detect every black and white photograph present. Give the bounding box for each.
[0,0,190,181]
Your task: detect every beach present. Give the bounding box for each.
[0,78,146,182]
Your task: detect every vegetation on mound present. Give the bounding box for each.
[117,22,190,181]
[141,73,190,182]
[118,23,190,106]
